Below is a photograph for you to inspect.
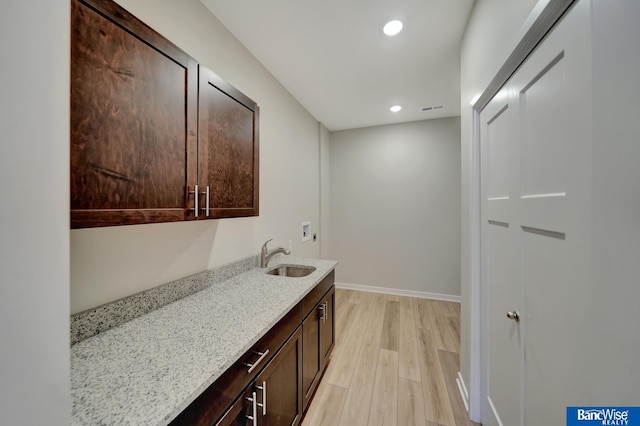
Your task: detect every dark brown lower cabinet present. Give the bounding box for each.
[218,328,302,426]
[171,272,335,426]
[302,286,335,410]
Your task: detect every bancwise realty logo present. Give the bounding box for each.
[567,407,640,425]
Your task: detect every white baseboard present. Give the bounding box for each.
[334,282,461,303]
[456,371,470,412]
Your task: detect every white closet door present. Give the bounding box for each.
[481,87,522,426]
[481,0,592,425]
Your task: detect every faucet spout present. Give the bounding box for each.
[261,239,291,268]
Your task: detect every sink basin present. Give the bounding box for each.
[266,265,316,277]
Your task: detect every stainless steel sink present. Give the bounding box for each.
[265,265,316,277]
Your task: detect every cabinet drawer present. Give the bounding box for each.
[170,303,301,426]
[301,270,335,319]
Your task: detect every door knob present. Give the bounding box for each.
[506,310,520,321]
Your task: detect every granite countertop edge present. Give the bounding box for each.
[70,257,338,426]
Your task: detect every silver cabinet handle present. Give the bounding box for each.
[506,310,520,321]
[205,185,209,216]
[244,349,270,374]
[246,391,257,426]
[256,380,267,415]
[200,185,209,216]
[189,184,198,217]
[319,301,328,323]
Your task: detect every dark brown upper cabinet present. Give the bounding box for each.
[197,67,259,219]
[70,0,259,228]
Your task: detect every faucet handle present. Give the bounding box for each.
[262,239,273,251]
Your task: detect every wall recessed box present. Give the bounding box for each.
[302,222,311,242]
[70,0,259,228]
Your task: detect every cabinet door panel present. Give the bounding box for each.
[199,67,259,218]
[320,287,335,368]
[70,0,197,228]
[257,328,302,426]
[302,307,320,410]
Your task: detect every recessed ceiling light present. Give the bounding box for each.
[390,105,402,112]
[383,20,403,36]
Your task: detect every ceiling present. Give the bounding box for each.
[200,0,475,131]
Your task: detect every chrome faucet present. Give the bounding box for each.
[261,239,291,268]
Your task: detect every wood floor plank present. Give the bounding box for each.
[437,301,458,318]
[338,332,381,426]
[399,297,421,380]
[412,298,433,330]
[349,289,365,304]
[448,317,461,354]
[415,326,456,426]
[334,301,357,349]
[438,350,480,426]
[301,382,347,426]
[327,293,374,387]
[368,349,399,426]
[398,378,427,426]
[365,292,387,336]
[435,315,458,353]
[451,302,461,318]
[427,301,456,352]
[380,300,400,351]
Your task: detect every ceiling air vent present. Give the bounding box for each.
[421,105,444,111]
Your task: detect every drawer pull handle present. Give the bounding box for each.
[200,185,210,216]
[189,185,198,218]
[244,349,270,374]
[319,301,328,323]
[256,380,267,415]
[246,391,257,426]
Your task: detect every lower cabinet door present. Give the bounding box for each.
[257,327,303,426]
[216,387,256,426]
[302,305,321,410]
[320,286,335,369]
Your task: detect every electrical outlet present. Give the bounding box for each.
[302,222,311,242]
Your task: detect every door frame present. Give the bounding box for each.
[467,0,576,421]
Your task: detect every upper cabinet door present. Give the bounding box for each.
[198,66,260,219]
[70,0,198,228]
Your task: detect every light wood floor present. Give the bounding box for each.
[301,289,480,426]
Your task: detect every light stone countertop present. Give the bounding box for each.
[71,257,338,426]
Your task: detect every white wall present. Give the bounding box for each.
[0,0,71,424]
[329,117,461,298]
[459,0,538,396]
[70,0,323,313]
[588,0,640,402]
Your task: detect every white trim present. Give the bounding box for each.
[468,104,483,422]
[457,371,470,412]
[335,282,461,303]
[488,397,504,426]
